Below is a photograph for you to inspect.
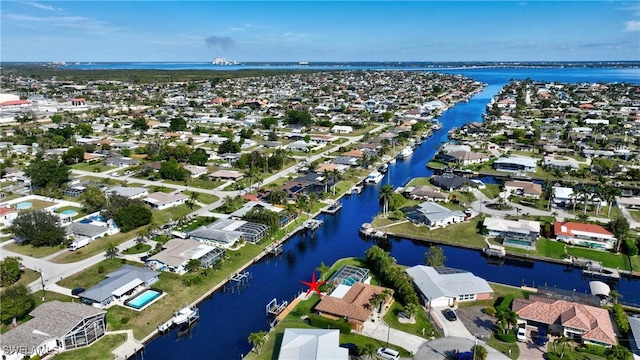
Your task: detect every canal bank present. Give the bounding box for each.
[136,67,640,360]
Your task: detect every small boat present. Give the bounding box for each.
[365,170,384,184]
[396,146,413,160]
[378,163,388,173]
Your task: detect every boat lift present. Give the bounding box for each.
[265,298,288,317]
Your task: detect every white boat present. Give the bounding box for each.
[389,158,396,165]
[396,146,413,160]
[364,170,384,184]
[173,306,199,326]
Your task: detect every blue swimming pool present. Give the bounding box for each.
[126,290,162,309]
[61,209,78,216]
[15,202,33,210]
[91,215,107,222]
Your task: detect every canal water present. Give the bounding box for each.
[139,67,640,360]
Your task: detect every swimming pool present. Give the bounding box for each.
[15,202,33,210]
[126,289,162,310]
[61,209,78,216]
[91,215,107,222]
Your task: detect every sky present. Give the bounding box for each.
[2,1,640,62]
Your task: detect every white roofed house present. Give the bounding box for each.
[146,239,225,274]
[106,186,149,200]
[406,265,493,307]
[493,156,537,173]
[143,192,188,210]
[553,186,574,206]
[483,217,540,249]
[406,202,466,229]
[278,328,348,360]
[188,218,269,248]
[78,265,160,308]
[183,164,208,178]
[331,125,353,134]
[504,180,543,199]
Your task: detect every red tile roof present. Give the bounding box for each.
[514,296,616,346]
[0,207,17,216]
[315,283,392,323]
[553,222,613,237]
[0,100,30,106]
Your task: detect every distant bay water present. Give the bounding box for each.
[131,66,640,360]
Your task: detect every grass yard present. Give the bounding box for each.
[406,177,432,187]
[565,246,630,270]
[152,204,198,225]
[629,210,640,222]
[487,337,520,360]
[4,242,65,258]
[52,334,127,360]
[479,184,501,200]
[51,227,143,264]
[383,301,440,340]
[27,199,57,210]
[14,268,41,287]
[57,259,136,289]
[71,162,117,173]
[381,217,486,248]
[122,244,152,255]
[194,192,220,204]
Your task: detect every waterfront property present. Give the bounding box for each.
[125,289,164,310]
[430,174,475,191]
[277,328,348,360]
[406,201,466,229]
[513,295,617,348]
[188,218,269,247]
[629,316,640,357]
[0,301,106,360]
[406,265,493,307]
[503,180,543,199]
[315,282,394,331]
[553,221,617,250]
[403,185,449,202]
[146,238,225,274]
[79,265,160,308]
[492,156,537,173]
[326,265,370,290]
[483,217,540,249]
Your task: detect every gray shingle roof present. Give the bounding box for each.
[406,265,493,301]
[80,265,159,303]
[1,301,105,354]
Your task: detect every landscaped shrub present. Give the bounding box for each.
[483,306,496,316]
[495,329,516,343]
[575,344,607,357]
[496,294,515,312]
[613,303,630,334]
[623,238,638,256]
[307,314,351,334]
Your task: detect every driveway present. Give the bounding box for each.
[516,327,547,360]
[414,337,510,360]
[455,306,495,339]
[430,306,474,339]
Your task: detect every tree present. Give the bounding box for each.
[605,345,632,360]
[185,259,201,273]
[359,343,378,360]
[424,245,446,267]
[105,242,119,259]
[471,344,488,360]
[24,157,70,188]
[11,210,66,247]
[113,203,153,232]
[260,116,278,129]
[159,158,190,181]
[248,331,268,354]
[81,186,107,213]
[0,284,36,323]
[378,185,395,216]
[131,117,149,130]
[316,261,330,281]
[284,110,313,126]
[610,215,630,252]
[134,229,148,250]
[0,257,22,287]
[169,117,187,132]
[61,147,85,165]
[188,148,208,166]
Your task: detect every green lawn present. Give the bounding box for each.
[4,242,65,258]
[565,246,630,270]
[15,268,41,287]
[51,227,142,264]
[122,244,151,255]
[25,199,57,210]
[406,177,432,187]
[71,162,117,173]
[426,161,447,169]
[480,184,501,200]
[152,204,198,225]
[383,301,439,340]
[629,210,640,222]
[378,217,486,248]
[194,192,219,204]
[487,337,520,360]
[52,334,127,360]
[57,259,137,289]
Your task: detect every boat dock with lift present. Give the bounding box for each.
[321,201,342,214]
[302,219,323,232]
[359,223,387,239]
[157,306,199,333]
[571,257,621,280]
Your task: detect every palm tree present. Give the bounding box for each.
[308,192,318,212]
[134,229,148,250]
[316,261,330,281]
[296,194,310,218]
[185,258,201,273]
[105,242,119,259]
[504,309,518,332]
[322,169,330,193]
[554,335,571,358]
[379,184,395,216]
[471,344,488,360]
[189,191,200,204]
[331,169,340,195]
[359,343,378,360]
[605,186,622,218]
[247,331,268,354]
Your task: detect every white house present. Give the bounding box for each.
[552,186,574,206]
[493,156,537,173]
[407,202,466,229]
[146,239,225,275]
[184,165,208,178]
[406,265,493,307]
[331,125,353,134]
[278,328,348,360]
[144,192,188,210]
[483,217,540,248]
[0,207,18,226]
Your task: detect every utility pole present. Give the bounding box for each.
[36,267,45,300]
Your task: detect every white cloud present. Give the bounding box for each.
[624,20,640,31]
[23,2,58,11]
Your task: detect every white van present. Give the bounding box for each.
[376,347,400,360]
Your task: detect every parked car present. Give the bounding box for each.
[443,308,457,321]
[376,347,400,360]
[517,327,527,342]
[71,287,85,296]
[536,327,548,346]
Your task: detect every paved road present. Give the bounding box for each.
[414,336,510,360]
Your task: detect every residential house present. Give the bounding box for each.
[277,329,348,360]
[189,218,269,247]
[553,221,617,250]
[504,180,543,199]
[146,239,225,275]
[331,125,353,134]
[0,206,18,226]
[493,156,538,173]
[436,150,490,166]
[430,174,475,191]
[629,316,640,357]
[406,265,493,307]
[407,202,466,229]
[553,186,574,206]
[513,295,616,348]
[0,301,106,360]
[184,165,208,178]
[144,192,189,210]
[404,185,449,202]
[79,265,160,308]
[65,221,118,241]
[209,170,244,181]
[315,282,394,331]
[106,186,149,200]
[483,217,540,249]
[330,156,360,167]
[544,156,579,170]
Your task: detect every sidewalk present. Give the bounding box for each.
[110,329,143,360]
[359,312,427,354]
